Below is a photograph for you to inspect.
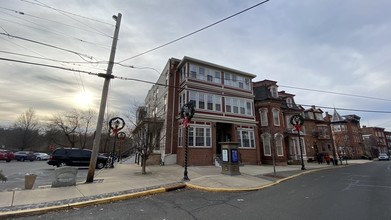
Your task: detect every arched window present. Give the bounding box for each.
[272,108,280,126]
[275,134,284,156]
[262,133,271,156]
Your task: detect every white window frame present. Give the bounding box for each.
[275,134,284,156]
[260,108,268,126]
[272,108,280,126]
[286,97,293,108]
[262,133,271,156]
[178,127,183,147]
[237,129,255,148]
[188,125,211,148]
[270,86,278,98]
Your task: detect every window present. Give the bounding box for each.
[199,93,205,109]
[196,127,204,146]
[260,108,268,126]
[214,71,221,84]
[224,73,232,86]
[275,134,283,156]
[272,108,280,126]
[270,86,278,98]
[189,91,196,107]
[240,100,246,114]
[215,96,221,111]
[164,95,167,113]
[188,126,211,147]
[178,128,183,147]
[246,102,252,116]
[237,129,255,148]
[225,97,253,116]
[262,133,271,156]
[198,67,205,80]
[190,64,197,78]
[233,98,239,114]
[225,97,232,113]
[315,113,323,120]
[207,95,213,110]
[286,98,293,108]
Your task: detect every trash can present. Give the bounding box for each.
[25,174,37,190]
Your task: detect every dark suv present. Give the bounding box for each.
[14,151,36,161]
[47,148,108,169]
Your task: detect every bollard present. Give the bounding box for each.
[25,174,37,190]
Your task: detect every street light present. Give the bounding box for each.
[179,102,195,181]
[290,114,305,170]
[109,117,125,168]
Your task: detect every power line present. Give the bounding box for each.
[0,17,111,50]
[279,85,391,102]
[0,50,107,70]
[0,57,102,76]
[118,0,271,63]
[29,0,112,37]
[0,7,112,39]
[2,56,390,115]
[299,104,391,114]
[20,0,114,26]
[0,32,97,61]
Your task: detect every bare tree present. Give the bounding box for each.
[48,109,96,148]
[14,108,40,151]
[130,94,165,174]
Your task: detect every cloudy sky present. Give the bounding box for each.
[1,0,390,131]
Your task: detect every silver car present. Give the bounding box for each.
[34,152,50,161]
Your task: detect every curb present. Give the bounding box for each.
[0,183,186,219]
[0,164,355,218]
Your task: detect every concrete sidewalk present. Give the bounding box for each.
[0,159,371,217]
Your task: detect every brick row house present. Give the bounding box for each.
[134,56,390,166]
[361,126,387,157]
[139,56,259,166]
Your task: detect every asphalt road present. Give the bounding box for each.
[0,160,90,191]
[10,160,391,220]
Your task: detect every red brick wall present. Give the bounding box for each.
[177,147,214,166]
[239,149,258,165]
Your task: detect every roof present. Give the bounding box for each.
[177,56,257,78]
[331,109,345,123]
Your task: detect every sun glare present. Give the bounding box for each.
[74,91,93,109]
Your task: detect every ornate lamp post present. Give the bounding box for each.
[179,102,195,181]
[290,114,305,170]
[117,131,126,162]
[109,117,125,168]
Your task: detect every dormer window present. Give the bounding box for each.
[270,86,278,98]
[286,97,293,108]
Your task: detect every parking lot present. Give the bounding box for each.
[0,160,93,191]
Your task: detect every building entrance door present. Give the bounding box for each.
[216,123,233,158]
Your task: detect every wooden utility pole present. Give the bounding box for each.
[86,13,122,183]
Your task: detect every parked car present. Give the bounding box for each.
[14,151,36,162]
[34,152,50,161]
[0,149,14,162]
[47,148,108,169]
[378,153,389,161]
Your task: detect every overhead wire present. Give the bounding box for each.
[280,85,391,102]
[20,0,114,28]
[0,32,96,62]
[118,0,271,63]
[1,55,390,115]
[0,13,111,49]
[0,6,113,38]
